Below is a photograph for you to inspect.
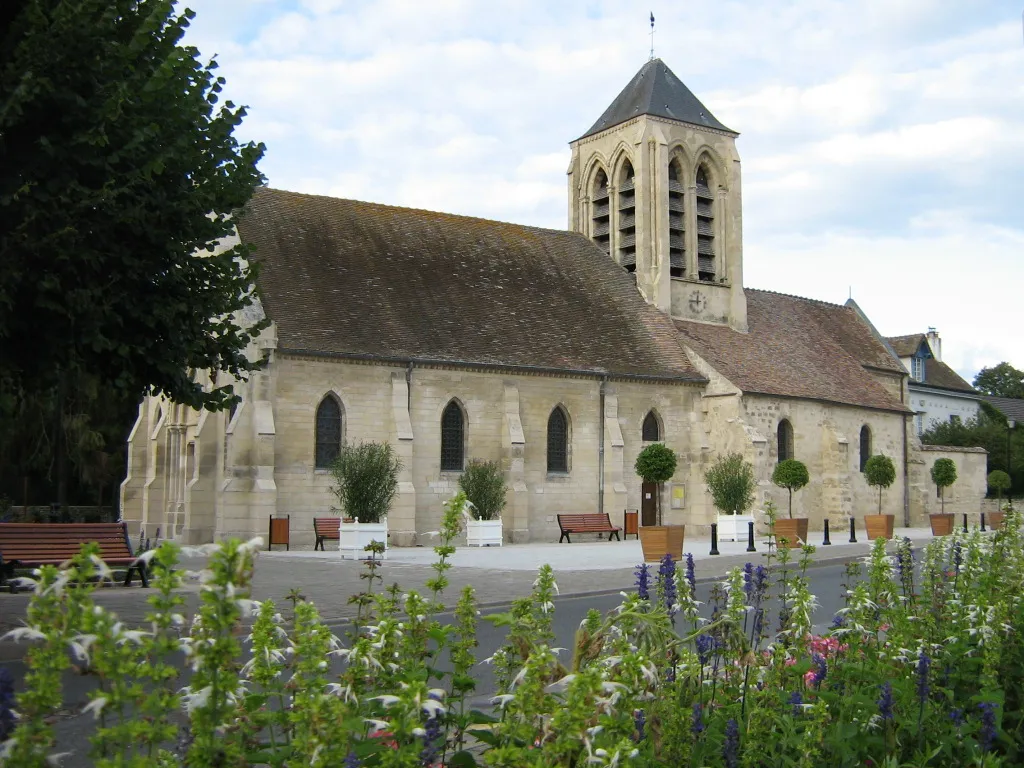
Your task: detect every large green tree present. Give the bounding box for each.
[973,362,1024,399]
[0,0,267,413]
[921,411,1022,499]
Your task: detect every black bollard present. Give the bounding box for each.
[823,519,832,546]
[849,517,857,543]
[981,512,987,532]
[710,523,720,556]
[963,513,969,533]
[746,521,756,552]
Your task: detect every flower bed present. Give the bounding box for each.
[2,506,1023,766]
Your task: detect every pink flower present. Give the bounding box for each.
[879,624,890,632]
[804,670,816,687]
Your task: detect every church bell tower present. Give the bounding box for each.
[568,59,747,331]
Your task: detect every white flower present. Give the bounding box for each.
[181,685,213,713]
[1,626,45,643]
[117,630,149,645]
[372,695,401,707]
[68,634,98,663]
[82,697,108,720]
[422,699,446,717]
[239,536,264,553]
[365,718,390,735]
[135,549,162,566]
[45,752,73,766]
[490,694,515,708]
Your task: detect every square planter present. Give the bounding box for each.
[773,518,809,548]
[864,514,895,541]
[929,513,954,536]
[717,514,755,543]
[988,512,1005,530]
[339,517,388,560]
[465,517,503,547]
[638,525,685,563]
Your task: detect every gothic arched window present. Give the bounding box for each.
[547,407,569,473]
[440,400,465,471]
[668,158,686,278]
[859,425,872,472]
[642,411,661,442]
[591,168,611,257]
[617,160,636,272]
[777,419,794,462]
[695,164,717,282]
[315,395,343,469]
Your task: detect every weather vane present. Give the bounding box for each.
[650,12,656,60]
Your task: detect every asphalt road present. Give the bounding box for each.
[1,562,852,766]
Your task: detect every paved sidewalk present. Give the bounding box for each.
[0,527,935,659]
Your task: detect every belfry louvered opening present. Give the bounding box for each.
[617,161,636,272]
[591,169,611,257]
[668,158,685,278]
[695,165,716,282]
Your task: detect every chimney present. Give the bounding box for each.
[926,327,942,362]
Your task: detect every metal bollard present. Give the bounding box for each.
[981,512,986,532]
[849,517,857,543]
[746,521,756,552]
[823,519,832,546]
[963,513,969,533]
[710,523,720,556]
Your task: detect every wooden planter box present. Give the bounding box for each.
[929,513,954,536]
[864,514,895,541]
[638,525,685,563]
[774,518,809,548]
[988,512,1005,530]
[339,517,388,560]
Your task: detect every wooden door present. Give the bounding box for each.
[641,482,658,526]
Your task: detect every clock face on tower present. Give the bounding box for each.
[688,290,707,314]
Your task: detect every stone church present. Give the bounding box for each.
[120,59,986,546]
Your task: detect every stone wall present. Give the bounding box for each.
[910,444,988,523]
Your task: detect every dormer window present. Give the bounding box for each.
[617,161,636,272]
[911,357,924,381]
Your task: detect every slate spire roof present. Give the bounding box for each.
[579,58,734,140]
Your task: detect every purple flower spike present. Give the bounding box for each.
[788,690,803,717]
[743,562,753,602]
[723,718,740,768]
[659,554,677,613]
[695,634,714,665]
[685,552,696,592]
[978,702,997,753]
[916,653,931,703]
[633,709,646,742]
[635,563,651,600]
[877,681,894,721]
[691,701,705,735]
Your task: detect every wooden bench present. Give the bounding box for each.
[557,513,621,544]
[314,517,341,551]
[0,522,148,590]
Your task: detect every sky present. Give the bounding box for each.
[182,0,1024,383]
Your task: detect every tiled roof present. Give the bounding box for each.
[237,188,704,382]
[673,290,909,412]
[887,334,926,357]
[984,396,1024,423]
[579,59,734,140]
[920,360,976,394]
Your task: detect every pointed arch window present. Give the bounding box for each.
[695,165,717,282]
[859,425,872,472]
[668,158,686,278]
[642,411,661,442]
[440,400,465,471]
[777,419,794,462]
[617,160,636,272]
[591,168,611,257]
[547,407,569,473]
[315,395,343,469]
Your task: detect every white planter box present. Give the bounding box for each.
[465,517,503,547]
[339,517,388,560]
[717,514,755,542]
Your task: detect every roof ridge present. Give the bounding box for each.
[746,287,849,310]
[256,186,580,239]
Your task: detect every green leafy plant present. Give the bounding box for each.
[930,458,958,515]
[458,460,507,521]
[634,443,678,525]
[864,453,897,515]
[329,441,401,523]
[704,452,756,517]
[989,469,1011,504]
[772,459,810,519]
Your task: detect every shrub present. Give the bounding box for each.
[772,459,810,519]
[930,458,958,514]
[458,460,507,521]
[329,441,401,523]
[635,443,678,525]
[704,452,756,516]
[864,453,896,516]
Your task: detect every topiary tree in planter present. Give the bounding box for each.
[458,460,507,521]
[864,454,896,516]
[772,459,809,519]
[634,443,677,525]
[704,453,756,517]
[989,470,1011,506]
[329,442,402,523]
[930,458,957,515]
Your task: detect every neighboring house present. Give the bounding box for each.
[121,58,987,546]
[886,331,980,435]
[983,396,1024,425]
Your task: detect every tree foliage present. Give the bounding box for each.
[635,443,678,525]
[704,452,756,516]
[921,411,1022,499]
[973,363,1024,399]
[772,458,810,519]
[864,454,896,516]
[0,0,267,412]
[989,470,1011,501]
[458,459,507,521]
[930,458,958,514]
[329,442,402,524]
